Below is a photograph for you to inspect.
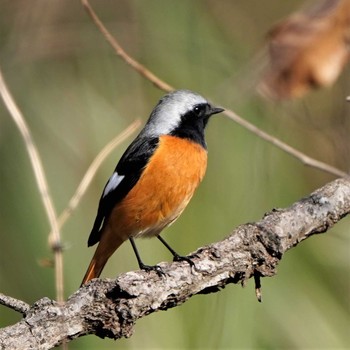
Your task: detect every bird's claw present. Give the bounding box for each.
[139,263,165,277]
[173,254,197,270]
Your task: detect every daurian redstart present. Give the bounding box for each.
[81,89,224,285]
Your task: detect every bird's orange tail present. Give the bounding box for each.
[80,255,107,287]
[80,227,125,287]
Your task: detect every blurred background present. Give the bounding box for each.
[0,0,349,349]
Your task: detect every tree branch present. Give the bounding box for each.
[0,177,349,349]
[0,66,64,303]
[0,293,30,316]
[81,0,174,92]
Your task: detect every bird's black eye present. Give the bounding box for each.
[193,104,205,116]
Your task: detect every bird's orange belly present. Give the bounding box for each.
[108,135,207,239]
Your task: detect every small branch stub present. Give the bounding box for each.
[0,293,30,316]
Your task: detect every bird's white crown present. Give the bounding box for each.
[142,90,208,137]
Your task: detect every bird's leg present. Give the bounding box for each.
[157,235,196,269]
[129,237,165,276]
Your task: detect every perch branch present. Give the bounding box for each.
[0,177,349,349]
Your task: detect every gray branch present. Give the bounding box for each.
[0,294,30,316]
[0,177,349,350]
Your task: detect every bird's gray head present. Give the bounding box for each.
[141,90,222,138]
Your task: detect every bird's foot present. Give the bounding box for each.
[139,263,165,277]
[173,254,197,270]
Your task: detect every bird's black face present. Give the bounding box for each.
[192,103,224,125]
[170,103,224,148]
[182,102,224,130]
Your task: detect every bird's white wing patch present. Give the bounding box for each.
[103,172,125,197]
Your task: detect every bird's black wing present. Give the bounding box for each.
[87,136,159,246]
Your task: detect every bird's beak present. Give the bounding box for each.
[209,106,225,115]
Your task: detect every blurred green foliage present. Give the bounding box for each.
[0,0,349,349]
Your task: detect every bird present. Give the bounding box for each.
[81,89,224,286]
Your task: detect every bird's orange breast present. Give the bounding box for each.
[107,135,208,239]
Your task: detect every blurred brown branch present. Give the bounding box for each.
[81,0,174,92]
[224,109,347,177]
[0,67,65,303]
[81,0,348,178]
[50,119,141,236]
[0,177,349,349]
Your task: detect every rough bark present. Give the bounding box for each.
[0,177,349,350]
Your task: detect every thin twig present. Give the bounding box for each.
[224,109,348,177]
[81,0,173,92]
[51,120,141,234]
[0,67,64,303]
[0,293,30,316]
[81,0,348,179]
